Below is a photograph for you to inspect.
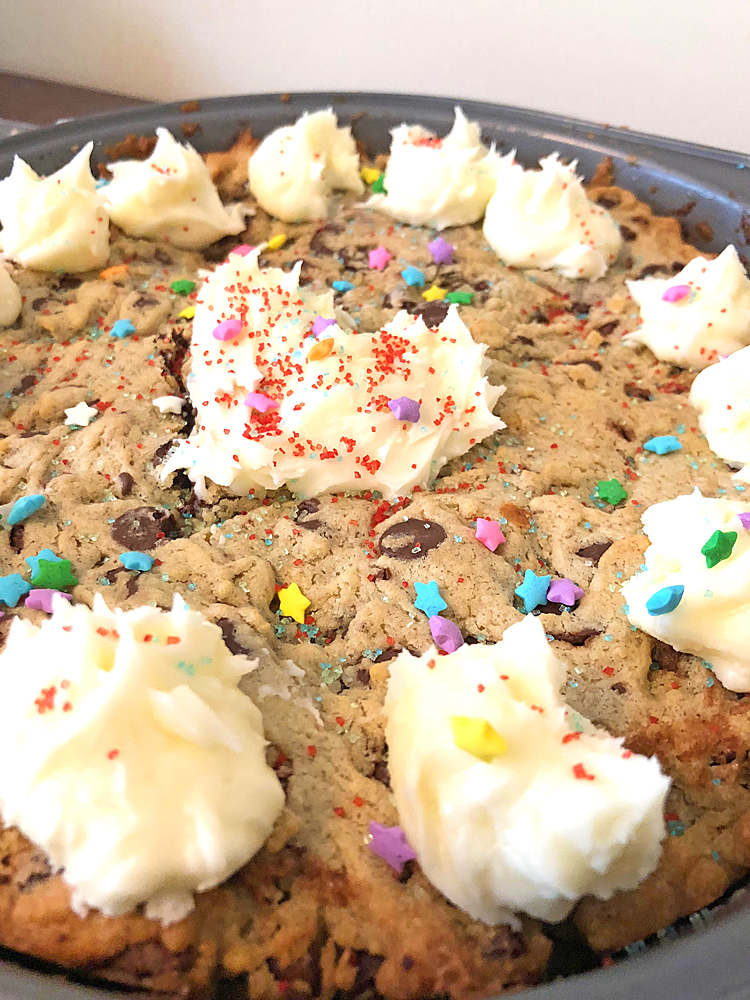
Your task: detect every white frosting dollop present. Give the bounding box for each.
[384,615,668,923]
[366,106,500,230]
[624,245,750,368]
[0,266,21,326]
[104,128,246,249]
[248,109,364,223]
[0,593,284,922]
[482,152,622,280]
[622,489,750,692]
[690,345,750,480]
[163,247,504,499]
[0,143,109,272]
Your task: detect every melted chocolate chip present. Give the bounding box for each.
[595,194,620,209]
[433,267,465,291]
[634,263,672,280]
[371,760,391,788]
[116,472,135,497]
[608,419,635,442]
[625,381,652,401]
[151,441,174,466]
[530,309,549,324]
[294,497,322,531]
[548,628,603,646]
[695,221,714,243]
[369,567,391,581]
[217,618,253,657]
[710,750,737,766]
[409,299,450,328]
[309,230,334,256]
[611,682,627,694]
[8,524,24,554]
[110,506,181,550]
[651,639,681,672]
[133,294,160,309]
[561,358,602,372]
[153,248,173,265]
[356,668,371,686]
[378,518,446,560]
[55,274,82,291]
[595,320,619,337]
[31,297,50,312]
[575,540,613,565]
[352,951,384,994]
[125,576,140,598]
[669,199,697,218]
[12,375,37,396]
[516,335,535,346]
[402,956,414,971]
[620,225,637,242]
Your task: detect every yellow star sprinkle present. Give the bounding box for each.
[450,716,506,762]
[266,233,287,251]
[278,582,310,623]
[360,166,381,185]
[422,284,447,301]
[179,306,196,320]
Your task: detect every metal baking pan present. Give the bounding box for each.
[1,92,749,1000]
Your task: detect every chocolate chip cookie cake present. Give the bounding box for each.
[1,102,750,1000]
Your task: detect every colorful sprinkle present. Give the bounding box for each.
[547,578,585,607]
[401,265,425,288]
[413,580,447,618]
[515,569,551,612]
[446,290,474,305]
[266,233,287,251]
[661,284,691,303]
[369,246,392,271]
[231,244,255,256]
[99,264,129,280]
[120,552,155,572]
[7,494,45,526]
[644,435,682,455]
[597,479,627,505]
[278,582,311,623]
[368,821,416,873]
[31,559,78,591]
[360,166,381,185]
[312,316,336,338]
[64,401,98,427]
[25,549,62,576]
[0,574,32,607]
[213,319,242,341]
[429,615,463,652]
[422,284,447,301]
[388,396,420,422]
[332,280,354,292]
[25,589,71,613]
[646,584,685,616]
[701,529,737,568]
[111,319,135,339]
[450,716,507,762]
[428,236,454,265]
[371,173,386,194]
[179,306,196,319]
[244,391,279,413]
[737,512,750,531]
[170,279,196,294]
[475,518,505,552]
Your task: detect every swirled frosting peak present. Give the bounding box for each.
[367,106,501,230]
[0,593,284,922]
[0,143,109,272]
[482,152,622,279]
[103,128,246,249]
[163,247,505,499]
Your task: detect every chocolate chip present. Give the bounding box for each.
[433,267,465,291]
[625,381,652,401]
[356,668,371,686]
[608,419,635,442]
[530,309,549,324]
[217,618,253,657]
[561,358,602,372]
[370,760,391,788]
[595,320,618,337]
[153,248,173,265]
[620,225,637,241]
[634,263,671,280]
[548,628,602,646]
[695,221,714,243]
[133,294,160,309]
[8,525,24,554]
[309,230,334,256]
[378,518,446,560]
[55,275,82,291]
[402,956,414,971]
[104,566,126,584]
[710,750,737,766]
[651,639,681,672]
[152,441,174,466]
[516,335,535,346]
[12,375,37,396]
[473,279,491,293]
[575,541,612,565]
[409,300,450,328]
[125,576,140,598]
[595,195,620,209]
[483,927,527,961]
[294,497,322,531]
[611,682,627,694]
[373,647,402,663]
[369,567,391,581]
[570,301,590,315]
[110,506,181,550]
[116,472,135,497]
[669,199,697,218]
[352,951,384,994]
[31,297,50,312]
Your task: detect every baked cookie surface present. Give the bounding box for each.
[0,134,747,998]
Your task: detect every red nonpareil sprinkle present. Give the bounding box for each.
[333,807,345,818]
[335,716,345,727]
[107,749,120,760]
[35,686,56,714]
[307,745,317,757]
[562,731,581,744]
[427,658,436,669]
[62,702,73,712]
[602,666,615,676]
[143,634,153,643]
[622,750,632,758]
[352,796,364,807]
[477,684,485,693]
[166,636,181,645]
[572,762,595,780]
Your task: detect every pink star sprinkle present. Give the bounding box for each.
[475,518,505,552]
[244,392,279,413]
[212,319,242,341]
[547,578,585,607]
[230,244,255,256]
[369,245,392,271]
[25,589,72,613]
[661,284,691,303]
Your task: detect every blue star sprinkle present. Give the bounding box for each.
[414,580,447,618]
[6,494,45,526]
[0,574,32,607]
[25,549,63,576]
[401,265,425,288]
[120,552,155,572]
[646,584,685,616]
[111,318,135,339]
[332,280,355,292]
[644,435,682,455]
[515,569,552,612]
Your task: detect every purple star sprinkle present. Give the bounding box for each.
[547,578,585,607]
[244,392,279,413]
[388,396,421,422]
[661,284,691,303]
[428,236,454,265]
[312,316,336,338]
[738,513,750,531]
[369,821,417,873]
[25,589,72,613]
[429,615,464,653]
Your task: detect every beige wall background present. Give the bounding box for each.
[1,0,749,153]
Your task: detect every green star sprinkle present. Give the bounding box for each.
[371,173,387,194]
[31,558,78,590]
[446,290,474,305]
[701,529,737,569]
[170,279,196,295]
[597,479,628,505]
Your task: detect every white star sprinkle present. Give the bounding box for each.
[64,401,98,427]
[152,395,184,414]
